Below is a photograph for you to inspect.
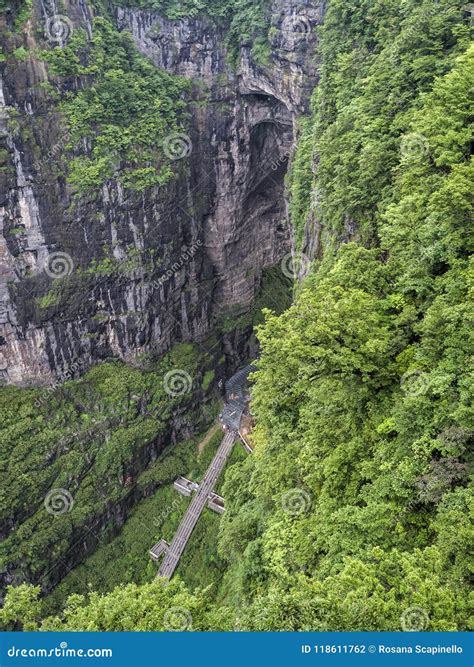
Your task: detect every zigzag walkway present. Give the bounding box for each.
[152,364,256,580]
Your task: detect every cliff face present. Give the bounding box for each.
[0,0,321,385]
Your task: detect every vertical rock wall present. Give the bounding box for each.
[0,0,322,385]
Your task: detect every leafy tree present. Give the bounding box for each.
[41,18,190,192]
[2,0,472,633]
[217,16,473,632]
[1,579,219,631]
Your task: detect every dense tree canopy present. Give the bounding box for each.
[1,0,472,632]
[217,4,473,630]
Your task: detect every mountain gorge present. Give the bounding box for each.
[1,0,319,385]
[0,0,473,633]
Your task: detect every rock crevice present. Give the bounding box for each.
[0,0,322,384]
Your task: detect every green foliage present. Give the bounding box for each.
[2,0,473,634]
[36,290,60,309]
[41,17,190,192]
[11,0,32,31]
[41,424,224,614]
[1,578,218,631]
[201,370,215,391]
[245,547,463,631]
[0,343,212,592]
[289,0,472,247]
[219,265,292,334]
[1,423,239,631]
[216,18,474,631]
[12,46,28,60]
[0,583,42,631]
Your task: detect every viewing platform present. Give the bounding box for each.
[174,476,199,497]
[149,539,170,561]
